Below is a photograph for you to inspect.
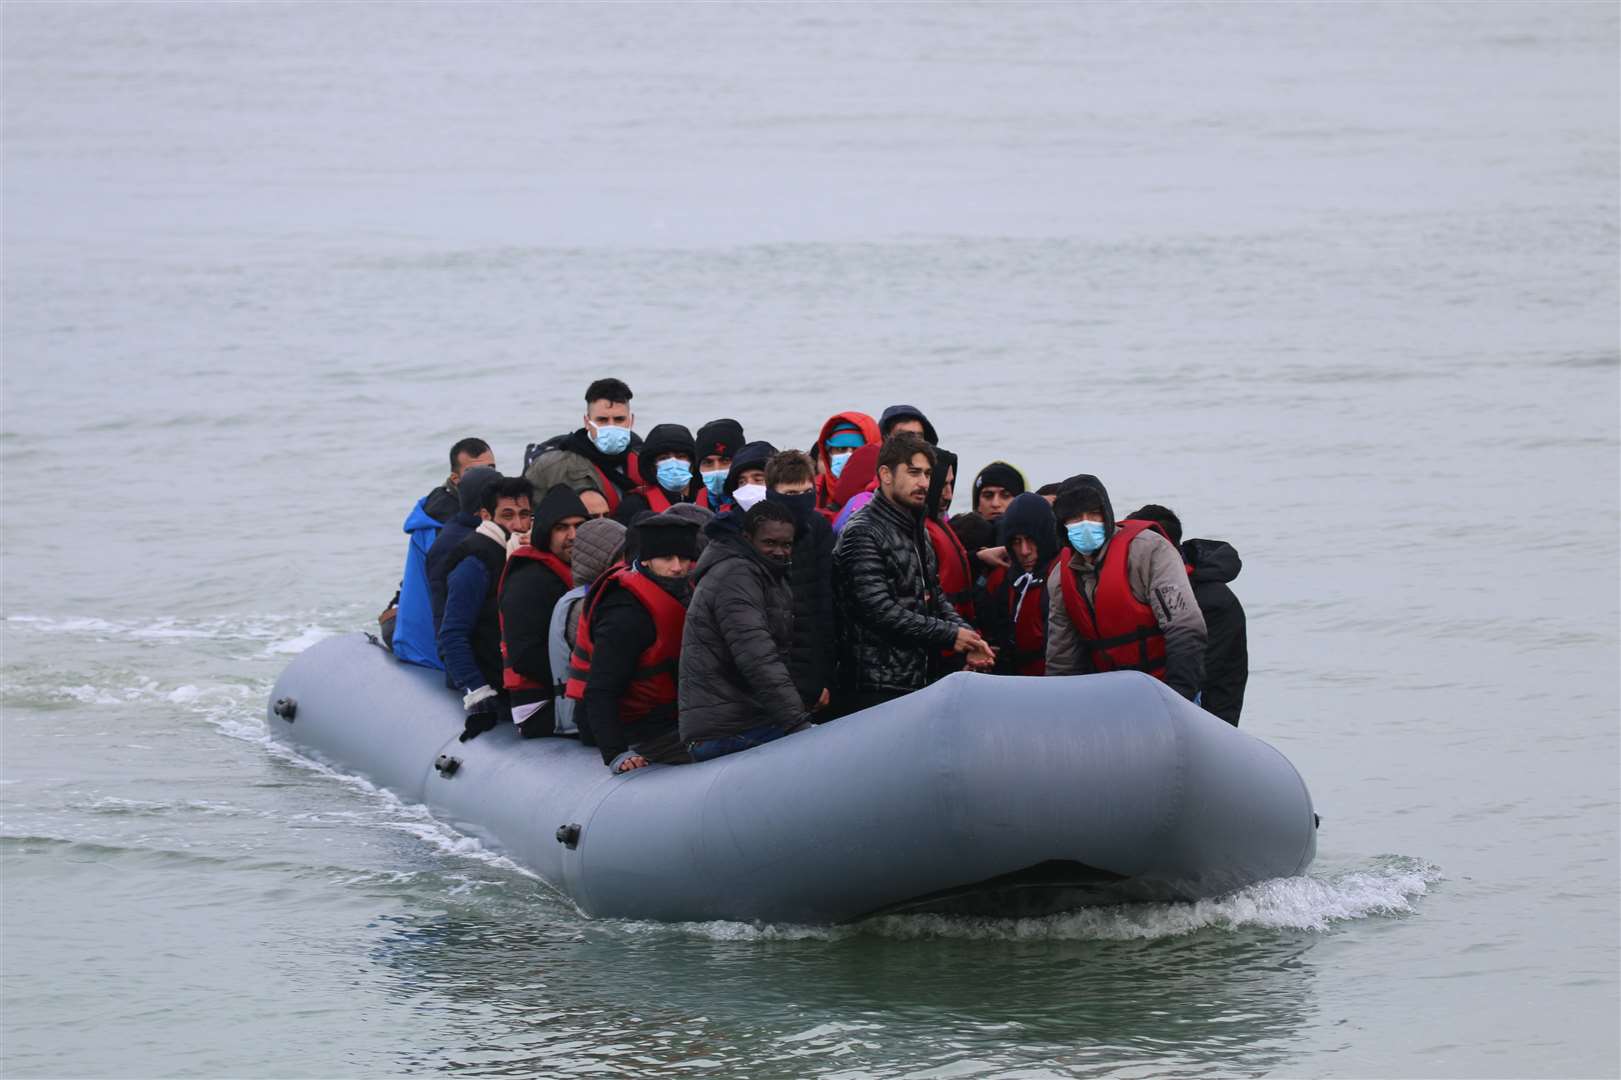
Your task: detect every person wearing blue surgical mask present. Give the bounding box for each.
[612,423,713,523]
[695,418,745,503]
[813,412,878,515]
[524,377,642,514]
[1044,474,1208,703]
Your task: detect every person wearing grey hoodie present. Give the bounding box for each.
[546,516,628,742]
[1045,474,1206,700]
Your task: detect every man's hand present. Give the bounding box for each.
[815,688,831,711]
[965,645,997,672]
[977,546,1010,569]
[953,627,990,655]
[459,688,501,743]
[614,754,649,773]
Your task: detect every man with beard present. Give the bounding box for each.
[679,500,810,761]
[834,433,995,713]
[524,378,644,513]
[438,476,535,743]
[564,514,700,773]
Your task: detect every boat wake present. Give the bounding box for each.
[621,855,1442,942]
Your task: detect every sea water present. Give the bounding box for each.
[2,3,1616,1076]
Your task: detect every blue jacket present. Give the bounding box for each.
[393,496,447,669]
[438,556,493,694]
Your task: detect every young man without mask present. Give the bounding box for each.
[390,437,494,668]
[438,476,535,743]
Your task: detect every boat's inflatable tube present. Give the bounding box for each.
[267,633,1316,923]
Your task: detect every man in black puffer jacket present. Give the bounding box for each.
[833,434,995,712]
[679,501,809,760]
[764,449,837,714]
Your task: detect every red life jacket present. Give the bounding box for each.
[924,516,976,625]
[497,546,573,693]
[985,563,1052,676]
[562,566,685,726]
[1057,519,1169,679]
[590,456,644,513]
[630,484,711,514]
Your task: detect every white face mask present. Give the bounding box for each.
[734,483,768,511]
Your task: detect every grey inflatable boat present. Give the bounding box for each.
[266,633,1316,923]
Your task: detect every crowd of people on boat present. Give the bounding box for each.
[379,378,1248,773]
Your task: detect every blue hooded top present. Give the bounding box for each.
[392,494,452,669]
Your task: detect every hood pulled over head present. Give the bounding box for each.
[997,492,1060,571]
[456,467,502,516]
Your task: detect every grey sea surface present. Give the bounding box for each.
[2,3,1617,1077]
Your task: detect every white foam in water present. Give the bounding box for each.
[263,626,336,655]
[620,858,1443,943]
[5,612,350,648]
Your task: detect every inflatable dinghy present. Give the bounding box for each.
[267,633,1316,923]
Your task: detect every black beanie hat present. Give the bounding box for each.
[637,423,698,484]
[695,418,745,463]
[534,484,591,536]
[973,462,1025,504]
[457,467,502,515]
[724,440,777,494]
[635,514,700,561]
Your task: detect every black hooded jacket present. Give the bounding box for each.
[724,441,778,495]
[764,491,837,707]
[833,490,966,694]
[879,405,938,444]
[678,529,802,743]
[613,423,702,522]
[1183,538,1247,725]
[499,485,588,713]
[426,467,502,634]
[982,493,1059,672]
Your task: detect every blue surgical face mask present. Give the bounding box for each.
[829,450,853,479]
[591,423,632,456]
[656,458,692,493]
[701,470,727,499]
[1066,521,1107,555]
